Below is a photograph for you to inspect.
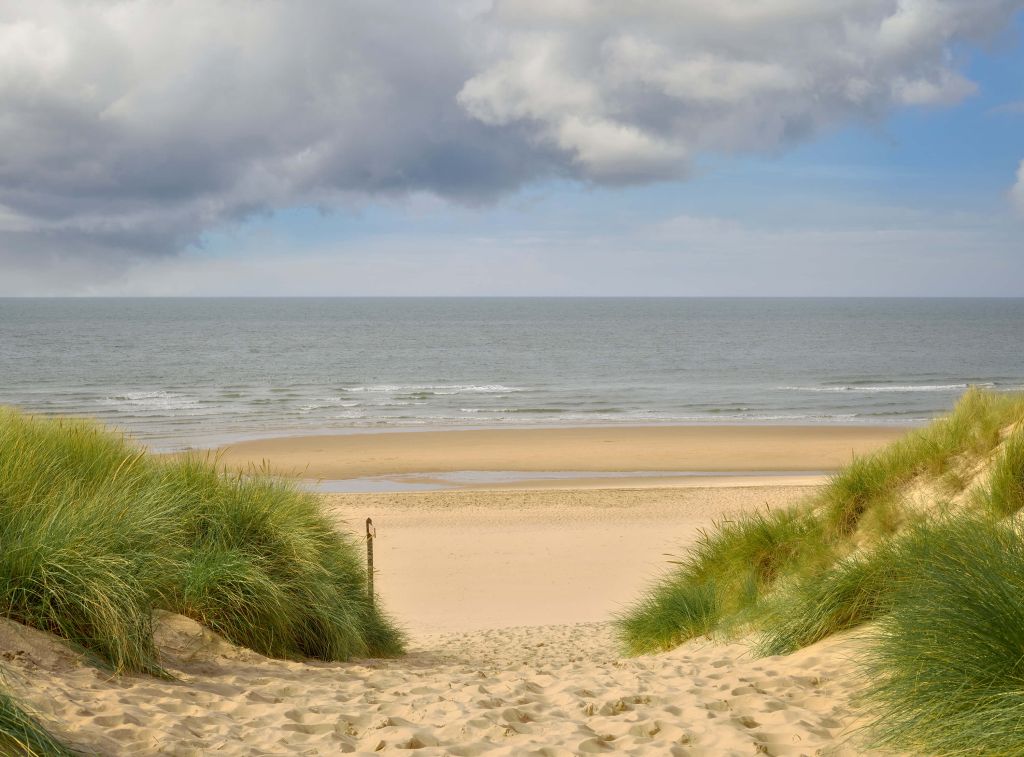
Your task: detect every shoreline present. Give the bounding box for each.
[211,423,908,482]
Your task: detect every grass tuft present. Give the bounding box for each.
[0,408,403,674]
[862,517,1024,755]
[757,528,926,657]
[162,460,402,661]
[617,580,720,655]
[973,428,1024,517]
[618,388,1024,656]
[618,506,827,653]
[0,684,75,756]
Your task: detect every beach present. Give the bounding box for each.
[214,424,906,481]
[0,423,906,754]
[4,3,1019,749]
[1,474,875,755]
[324,483,824,635]
[214,424,904,635]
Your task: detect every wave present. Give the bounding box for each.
[344,384,523,395]
[299,399,361,412]
[656,412,861,422]
[460,407,565,414]
[100,391,201,411]
[780,383,994,394]
[456,409,869,423]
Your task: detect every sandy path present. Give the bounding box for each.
[3,614,874,756]
[212,425,905,479]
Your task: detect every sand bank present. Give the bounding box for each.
[213,424,907,480]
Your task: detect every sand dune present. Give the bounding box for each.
[0,477,888,754]
[6,422,912,754]
[3,612,874,756]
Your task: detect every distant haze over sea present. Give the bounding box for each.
[2,298,1023,451]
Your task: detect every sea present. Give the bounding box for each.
[2,298,1023,451]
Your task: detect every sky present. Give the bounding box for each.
[0,0,1022,296]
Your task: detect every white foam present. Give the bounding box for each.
[100,391,201,411]
[345,384,523,394]
[299,399,361,412]
[780,383,993,394]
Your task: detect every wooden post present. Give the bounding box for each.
[365,517,375,605]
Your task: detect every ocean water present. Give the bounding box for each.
[1,298,1023,450]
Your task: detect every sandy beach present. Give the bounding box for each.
[2,475,883,755]
[6,0,1017,747]
[212,424,905,635]
[213,424,906,480]
[325,482,823,635]
[0,423,910,754]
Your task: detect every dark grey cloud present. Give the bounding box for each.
[0,0,559,267]
[0,0,1020,269]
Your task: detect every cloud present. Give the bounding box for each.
[0,0,555,264]
[1012,160,1024,213]
[991,100,1024,114]
[460,0,1015,181]
[0,0,1019,265]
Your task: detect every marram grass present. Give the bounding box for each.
[619,389,1024,753]
[160,458,402,662]
[617,579,720,655]
[756,519,940,657]
[821,387,1024,538]
[618,388,1024,654]
[0,408,402,676]
[618,506,828,654]
[861,517,1024,756]
[973,426,1024,518]
[0,684,75,756]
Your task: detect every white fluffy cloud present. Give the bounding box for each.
[459,0,1016,181]
[0,0,1019,263]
